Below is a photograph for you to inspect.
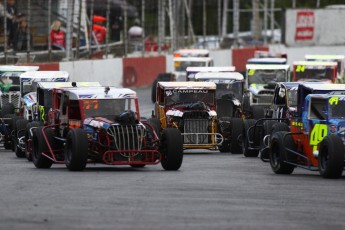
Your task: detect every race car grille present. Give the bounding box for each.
[253,94,273,104]
[106,124,146,156]
[1,92,20,108]
[183,119,209,144]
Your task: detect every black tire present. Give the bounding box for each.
[11,116,23,152]
[271,122,289,134]
[318,135,344,179]
[269,131,295,174]
[242,119,260,157]
[25,121,43,161]
[147,117,161,139]
[261,120,278,148]
[14,119,29,158]
[217,100,234,118]
[2,114,15,149]
[32,127,54,169]
[230,118,243,154]
[218,117,231,153]
[252,106,265,119]
[0,103,14,117]
[65,128,88,171]
[160,128,183,170]
[242,94,250,114]
[151,79,158,103]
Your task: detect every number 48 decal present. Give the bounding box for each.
[309,124,328,152]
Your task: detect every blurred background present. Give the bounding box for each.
[0,0,343,64]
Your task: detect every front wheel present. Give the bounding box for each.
[318,135,344,179]
[14,119,29,158]
[242,119,260,157]
[65,128,88,171]
[269,131,295,174]
[160,128,183,170]
[32,127,54,169]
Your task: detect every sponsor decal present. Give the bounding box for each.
[295,11,315,41]
[165,89,208,96]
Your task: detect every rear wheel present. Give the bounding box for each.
[11,116,22,152]
[32,127,53,169]
[318,135,344,179]
[151,79,158,103]
[218,117,231,153]
[65,128,88,171]
[160,128,183,170]
[269,131,295,174]
[14,119,29,158]
[230,118,243,154]
[242,119,260,157]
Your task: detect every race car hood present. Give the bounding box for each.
[83,117,114,129]
[249,84,274,95]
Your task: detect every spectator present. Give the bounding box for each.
[128,19,143,52]
[13,13,30,51]
[7,0,16,47]
[92,15,106,45]
[50,20,65,50]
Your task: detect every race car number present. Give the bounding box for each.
[295,65,305,72]
[309,123,328,152]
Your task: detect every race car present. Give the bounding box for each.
[30,86,183,171]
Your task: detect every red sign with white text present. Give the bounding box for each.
[295,11,315,41]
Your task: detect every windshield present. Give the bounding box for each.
[214,80,243,100]
[21,81,38,96]
[174,60,209,72]
[295,68,334,82]
[247,69,287,85]
[83,98,137,120]
[0,74,20,85]
[329,99,345,119]
[164,89,215,106]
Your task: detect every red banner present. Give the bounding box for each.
[295,11,315,41]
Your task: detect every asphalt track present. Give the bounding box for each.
[0,86,344,230]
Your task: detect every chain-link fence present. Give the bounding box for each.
[0,0,313,65]
[0,0,171,64]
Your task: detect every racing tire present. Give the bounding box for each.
[252,106,265,120]
[14,119,29,158]
[271,122,289,134]
[318,135,344,179]
[242,119,260,157]
[151,79,158,103]
[2,114,15,149]
[260,120,278,161]
[11,115,23,152]
[160,128,183,170]
[269,131,295,175]
[32,127,54,169]
[0,103,14,117]
[218,117,231,153]
[65,128,88,171]
[25,121,43,161]
[147,117,161,139]
[230,118,243,154]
